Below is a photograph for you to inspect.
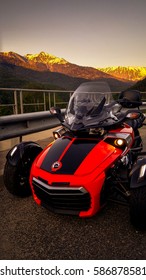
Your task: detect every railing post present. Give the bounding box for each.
[43,92,46,111]
[48,92,51,109]
[20,90,23,114]
[14,90,18,114]
[53,92,56,107]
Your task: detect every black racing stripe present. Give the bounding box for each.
[41,138,71,172]
[54,139,97,174]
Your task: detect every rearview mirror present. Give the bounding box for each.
[50,107,61,115]
[50,107,64,123]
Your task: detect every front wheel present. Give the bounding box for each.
[129,187,146,229]
[3,144,42,197]
[3,160,32,197]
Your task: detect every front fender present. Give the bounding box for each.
[130,157,146,188]
[6,141,43,167]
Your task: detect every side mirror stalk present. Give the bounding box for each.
[50,107,64,123]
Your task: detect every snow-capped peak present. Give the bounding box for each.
[25,51,68,65]
[97,66,146,81]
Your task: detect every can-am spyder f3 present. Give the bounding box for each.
[3,82,146,229]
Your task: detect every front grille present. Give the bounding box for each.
[32,177,91,214]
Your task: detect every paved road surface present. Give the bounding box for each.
[1,127,146,260]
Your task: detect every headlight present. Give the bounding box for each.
[53,127,66,140]
[114,138,125,147]
[53,132,60,140]
[104,133,133,150]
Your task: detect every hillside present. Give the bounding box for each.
[130,77,146,92]
[0,51,113,80]
[0,51,134,91]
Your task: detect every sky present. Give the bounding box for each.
[0,0,146,67]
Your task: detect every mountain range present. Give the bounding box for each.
[98,66,146,82]
[0,51,146,91]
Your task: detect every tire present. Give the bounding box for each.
[130,187,146,229]
[3,147,40,197]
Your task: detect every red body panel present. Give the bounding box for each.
[30,125,134,217]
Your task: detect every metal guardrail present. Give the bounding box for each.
[1,88,146,142]
[0,110,66,141]
[1,104,146,142]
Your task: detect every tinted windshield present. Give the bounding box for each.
[65,82,118,130]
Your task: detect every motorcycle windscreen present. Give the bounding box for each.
[64,81,114,130]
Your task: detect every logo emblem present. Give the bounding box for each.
[51,161,62,171]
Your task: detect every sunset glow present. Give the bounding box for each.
[0,0,146,67]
